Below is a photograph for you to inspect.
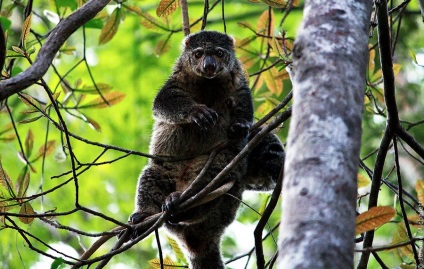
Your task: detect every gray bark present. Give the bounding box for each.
[278,1,372,268]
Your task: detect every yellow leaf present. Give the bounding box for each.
[21,14,32,48]
[263,67,283,96]
[368,45,376,76]
[389,223,413,258]
[416,179,424,205]
[357,173,371,188]
[156,0,179,17]
[12,46,25,56]
[99,8,121,45]
[19,202,35,224]
[148,256,179,269]
[371,68,382,82]
[269,36,284,57]
[81,92,126,109]
[167,236,187,263]
[393,63,401,76]
[356,206,395,234]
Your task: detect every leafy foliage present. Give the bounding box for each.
[0,0,424,268]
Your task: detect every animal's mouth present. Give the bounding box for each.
[201,68,222,79]
[202,71,217,79]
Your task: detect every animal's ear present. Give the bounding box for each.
[227,35,235,46]
[183,34,192,49]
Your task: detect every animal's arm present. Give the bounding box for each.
[153,78,218,128]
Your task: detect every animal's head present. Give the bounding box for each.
[182,31,236,79]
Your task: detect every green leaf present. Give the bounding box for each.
[410,50,417,64]
[85,18,103,29]
[25,129,34,158]
[19,115,43,124]
[76,83,112,94]
[0,123,13,136]
[98,8,121,45]
[51,257,66,269]
[0,17,12,31]
[16,167,30,198]
[19,93,42,110]
[0,160,15,199]
[55,0,77,10]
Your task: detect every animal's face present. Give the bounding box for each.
[184,31,236,79]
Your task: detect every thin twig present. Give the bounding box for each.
[393,136,420,264]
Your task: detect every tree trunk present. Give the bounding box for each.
[278,1,372,268]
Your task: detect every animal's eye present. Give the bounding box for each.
[194,50,203,59]
[216,49,224,58]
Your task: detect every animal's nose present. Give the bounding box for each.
[203,56,217,73]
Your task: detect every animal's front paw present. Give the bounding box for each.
[228,118,251,139]
[162,191,182,213]
[188,105,218,129]
[162,191,184,225]
[122,211,153,240]
[129,211,151,224]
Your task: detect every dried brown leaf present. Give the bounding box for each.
[21,14,32,48]
[81,92,126,109]
[32,140,56,162]
[19,202,35,224]
[99,8,121,45]
[156,0,179,17]
[356,206,395,234]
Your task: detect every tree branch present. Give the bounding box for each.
[180,0,190,36]
[0,0,110,101]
